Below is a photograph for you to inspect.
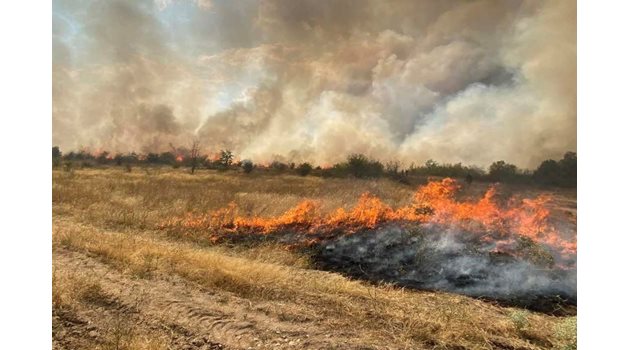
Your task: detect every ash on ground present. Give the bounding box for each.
[313,224,576,314]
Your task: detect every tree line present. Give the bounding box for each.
[52,146,576,188]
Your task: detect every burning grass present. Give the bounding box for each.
[159,178,575,260]
[53,168,577,348]
[158,178,577,312]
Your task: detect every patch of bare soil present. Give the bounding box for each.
[53,249,387,350]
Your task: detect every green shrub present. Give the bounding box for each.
[509,310,530,333]
[270,160,289,172]
[344,154,384,178]
[242,160,254,174]
[534,152,576,187]
[52,146,62,167]
[296,162,312,176]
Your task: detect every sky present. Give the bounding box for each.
[52,0,576,168]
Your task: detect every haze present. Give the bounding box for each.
[53,0,576,168]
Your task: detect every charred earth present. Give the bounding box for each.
[312,223,576,315]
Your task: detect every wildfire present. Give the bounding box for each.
[160,178,576,262]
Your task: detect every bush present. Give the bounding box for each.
[296,163,312,176]
[488,161,518,182]
[533,159,561,186]
[385,161,401,175]
[384,161,411,184]
[53,146,62,167]
[158,152,176,165]
[219,150,233,169]
[96,152,111,164]
[242,160,254,174]
[270,160,289,172]
[146,153,160,164]
[408,160,485,179]
[558,151,577,187]
[533,152,576,187]
[346,154,384,178]
[114,154,123,166]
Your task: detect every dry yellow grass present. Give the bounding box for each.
[53,263,170,350]
[53,167,413,230]
[53,167,577,349]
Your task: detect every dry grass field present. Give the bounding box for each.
[52,167,577,350]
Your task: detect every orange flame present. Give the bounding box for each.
[160,178,576,261]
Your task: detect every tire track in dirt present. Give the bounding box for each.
[153,298,256,346]
[54,247,378,349]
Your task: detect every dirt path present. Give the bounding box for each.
[53,248,382,350]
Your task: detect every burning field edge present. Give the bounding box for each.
[158,177,577,314]
[53,168,578,349]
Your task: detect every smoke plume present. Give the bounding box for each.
[53,0,576,168]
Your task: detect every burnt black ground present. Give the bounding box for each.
[310,224,577,315]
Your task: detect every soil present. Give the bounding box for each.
[53,248,384,350]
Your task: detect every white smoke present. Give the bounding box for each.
[317,224,576,312]
[53,0,575,168]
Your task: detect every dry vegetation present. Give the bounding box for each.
[52,167,577,349]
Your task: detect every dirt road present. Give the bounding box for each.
[53,248,384,350]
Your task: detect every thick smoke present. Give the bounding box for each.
[53,0,575,168]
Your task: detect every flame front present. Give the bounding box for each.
[160,178,576,264]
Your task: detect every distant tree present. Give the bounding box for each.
[241,159,254,174]
[270,160,288,172]
[385,161,401,175]
[64,151,77,161]
[465,173,473,186]
[559,151,577,187]
[385,160,410,184]
[52,146,61,159]
[533,159,561,186]
[425,159,438,169]
[146,153,160,164]
[158,151,176,165]
[52,146,62,167]
[296,162,313,176]
[488,161,518,182]
[533,152,577,187]
[406,159,484,179]
[128,152,139,164]
[96,151,110,164]
[113,154,123,166]
[219,150,233,169]
[190,140,201,174]
[346,154,384,178]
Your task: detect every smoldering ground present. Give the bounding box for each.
[312,224,576,314]
[53,0,575,168]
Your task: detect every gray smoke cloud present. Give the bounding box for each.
[53,0,575,168]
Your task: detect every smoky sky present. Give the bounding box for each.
[53,0,576,168]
